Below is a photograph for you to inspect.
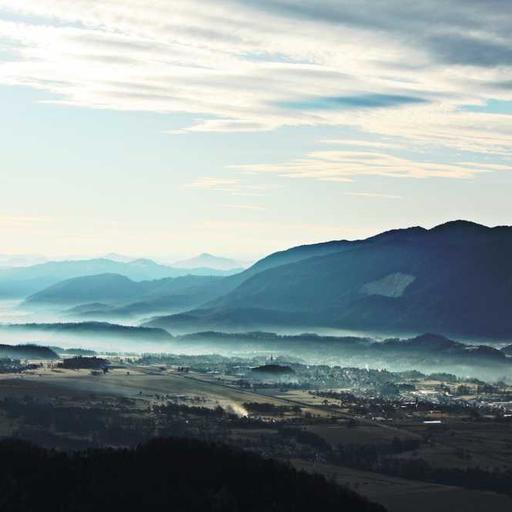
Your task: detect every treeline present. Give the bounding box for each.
[329,439,512,497]
[0,438,385,512]
[0,343,58,360]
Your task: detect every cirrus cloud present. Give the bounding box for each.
[0,0,511,174]
[232,147,511,182]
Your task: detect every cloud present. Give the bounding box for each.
[185,177,242,192]
[0,214,52,229]
[185,176,272,196]
[344,192,402,199]
[319,139,403,150]
[426,34,512,68]
[0,0,510,157]
[170,119,275,133]
[233,147,511,182]
[220,203,266,211]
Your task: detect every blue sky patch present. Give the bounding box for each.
[461,99,512,115]
[277,93,429,111]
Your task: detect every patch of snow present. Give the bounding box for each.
[360,272,415,298]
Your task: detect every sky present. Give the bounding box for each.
[0,0,511,261]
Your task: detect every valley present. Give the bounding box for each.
[1,221,512,512]
[0,352,511,512]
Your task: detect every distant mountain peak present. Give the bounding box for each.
[103,253,134,263]
[129,258,158,266]
[173,253,243,271]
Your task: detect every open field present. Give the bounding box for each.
[15,368,305,413]
[400,421,512,471]
[293,460,512,512]
[1,356,512,512]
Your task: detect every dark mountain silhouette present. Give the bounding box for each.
[147,221,512,339]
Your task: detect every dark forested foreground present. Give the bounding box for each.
[0,438,384,512]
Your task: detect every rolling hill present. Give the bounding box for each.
[176,331,511,378]
[25,273,143,305]
[25,274,234,316]
[0,343,59,360]
[0,321,172,342]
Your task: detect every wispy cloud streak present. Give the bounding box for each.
[233,149,511,182]
[0,0,509,156]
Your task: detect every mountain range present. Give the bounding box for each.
[17,221,512,340]
[0,257,240,298]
